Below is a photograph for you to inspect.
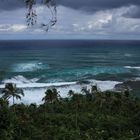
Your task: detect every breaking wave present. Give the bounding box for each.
[11,61,49,72]
[0,75,121,105]
[124,66,140,70]
[2,75,39,84]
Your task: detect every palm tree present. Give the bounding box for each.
[42,89,53,104]
[68,90,75,98]
[52,88,60,102]
[91,84,98,93]
[42,89,51,120]
[2,83,24,105]
[70,92,84,130]
[42,88,60,119]
[42,88,60,104]
[81,86,91,102]
[81,85,98,102]
[81,86,90,94]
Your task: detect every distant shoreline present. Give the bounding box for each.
[0,39,140,42]
[0,79,140,105]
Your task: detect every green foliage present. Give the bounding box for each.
[42,88,60,104]
[0,86,140,140]
[1,83,24,105]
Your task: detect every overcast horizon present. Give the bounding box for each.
[0,0,140,40]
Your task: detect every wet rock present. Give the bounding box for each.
[115,80,140,95]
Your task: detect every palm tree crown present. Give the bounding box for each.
[2,83,24,105]
[42,88,60,103]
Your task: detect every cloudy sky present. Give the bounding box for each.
[0,0,140,39]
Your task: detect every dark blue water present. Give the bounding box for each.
[0,40,140,83]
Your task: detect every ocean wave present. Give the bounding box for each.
[0,78,120,91]
[124,53,132,57]
[0,75,76,89]
[0,78,121,105]
[2,75,39,84]
[124,66,140,70]
[11,61,49,72]
[57,66,130,78]
[134,77,140,81]
[89,80,121,91]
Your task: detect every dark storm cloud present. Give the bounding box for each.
[0,0,140,18]
[123,6,140,18]
[0,0,25,10]
[1,0,140,10]
[58,0,140,11]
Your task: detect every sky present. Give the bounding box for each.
[0,0,140,40]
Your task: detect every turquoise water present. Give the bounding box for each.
[0,40,140,83]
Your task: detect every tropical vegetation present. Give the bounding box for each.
[0,83,140,140]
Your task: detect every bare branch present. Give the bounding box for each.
[25,0,57,32]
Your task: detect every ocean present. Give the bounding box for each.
[0,40,140,104]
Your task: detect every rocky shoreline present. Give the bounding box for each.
[115,80,140,96]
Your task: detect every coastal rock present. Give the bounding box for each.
[115,80,140,94]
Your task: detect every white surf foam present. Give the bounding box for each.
[0,77,121,105]
[12,61,48,72]
[2,75,39,84]
[124,66,140,70]
[89,80,120,91]
[124,53,132,57]
[134,77,140,81]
